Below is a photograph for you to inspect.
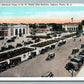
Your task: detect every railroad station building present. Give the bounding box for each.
[62,23,80,32]
[0,24,30,38]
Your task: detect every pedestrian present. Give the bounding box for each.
[74,38,76,42]
[68,56,71,60]
[79,39,81,42]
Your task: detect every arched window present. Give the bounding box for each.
[23,29,25,34]
[15,29,18,35]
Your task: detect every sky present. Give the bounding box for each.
[0,6,84,23]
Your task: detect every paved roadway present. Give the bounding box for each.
[0,35,84,77]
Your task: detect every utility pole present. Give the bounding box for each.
[71,17,73,23]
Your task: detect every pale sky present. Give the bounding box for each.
[0,6,84,23]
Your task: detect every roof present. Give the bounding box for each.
[69,61,78,65]
[63,22,81,25]
[72,58,81,61]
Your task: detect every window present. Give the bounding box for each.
[15,29,18,35]
[23,29,25,34]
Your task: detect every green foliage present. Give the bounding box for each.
[64,33,76,38]
[47,23,62,31]
[78,24,82,31]
[62,28,65,31]
[0,48,34,62]
[32,40,58,47]
[81,20,84,25]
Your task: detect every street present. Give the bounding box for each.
[0,35,83,77]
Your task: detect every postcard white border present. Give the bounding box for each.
[0,3,84,81]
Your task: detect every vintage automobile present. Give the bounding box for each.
[40,49,46,54]
[77,55,84,62]
[72,48,79,54]
[7,39,15,43]
[46,53,55,61]
[58,40,66,47]
[16,43,22,48]
[65,61,79,71]
[28,52,36,59]
[81,44,84,48]
[8,45,14,50]
[79,50,84,55]
[51,45,55,50]
[9,57,21,68]
[71,57,83,67]
[1,46,8,51]
[41,71,54,77]
[0,61,9,72]
[35,38,40,43]
[0,37,4,40]
[27,41,33,44]
[45,47,51,52]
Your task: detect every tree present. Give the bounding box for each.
[2,23,8,26]
[78,24,82,31]
[47,23,62,31]
[81,20,84,25]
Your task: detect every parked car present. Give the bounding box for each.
[51,45,55,50]
[40,49,46,54]
[78,55,84,62]
[71,58,83,67]
[41,71,54,77]
[9,57,21,68]
[35,38,40,43]
[24,42,29,46]
[72,48,79,54]
[27,41,33,44]
[8,45,14,50]
[28,52,36,59]
[65,61,79,71]
[82,33,84,35]
[46,53,55,61]
[11,36,16,40]
[79,50,84,55]
[0,62,9,72]
[0,37,4,40]
[58,40,66,47]
[45,47,51,52]
[81,44,84,48]
[16,43,22,48]
[1,47,8,51]
[7,39,15,43]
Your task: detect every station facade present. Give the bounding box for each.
[62,23,80,32]
[0,24,30,38]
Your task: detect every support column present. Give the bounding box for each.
[8,28,11,37]
[21,28,23,36]
[13,28,15,36]
[28,25,30,35]
[18,28,19,37]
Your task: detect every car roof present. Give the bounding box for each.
[73,48,79,50]
[49,53,54,54]
[78,55,84,57]
[69,61,78,65]
[71,58,82,61]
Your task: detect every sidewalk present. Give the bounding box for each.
[76,66,84,77]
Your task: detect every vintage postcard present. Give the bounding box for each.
[0,3,84,81]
